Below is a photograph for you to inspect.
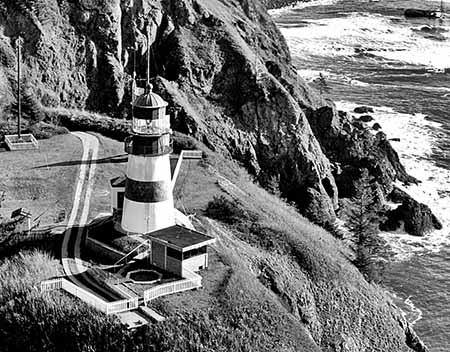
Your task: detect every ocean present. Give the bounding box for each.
[270,1,450,350]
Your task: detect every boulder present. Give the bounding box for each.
[388,186,410,203]
[372,123,382,131]
[360,114,374,122]
[354,106,374,114]
[382,192,442,236]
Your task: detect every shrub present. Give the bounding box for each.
[172,132,198,154]
[205,195,252,224]
[29,121,69,139]
[8,86,44,125]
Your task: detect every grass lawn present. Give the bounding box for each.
[0,133,82,227]
[87,133,127,220]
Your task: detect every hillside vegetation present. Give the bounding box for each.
[0,133,427,351]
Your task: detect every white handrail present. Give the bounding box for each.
[143,269,202,303]
[40,278,138,315]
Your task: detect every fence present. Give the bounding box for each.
[40,278,63,291]
[40,278,138,314]
[106,298,139,314]
[143,269,202,303]
[4,134,39,150]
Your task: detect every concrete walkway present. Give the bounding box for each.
[61,132,121,301]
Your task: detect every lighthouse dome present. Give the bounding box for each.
[133,84,168,109]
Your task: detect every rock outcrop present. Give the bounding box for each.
[382,187,443,236]
[305,107,417,200]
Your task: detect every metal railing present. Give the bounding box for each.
[40,278,138,314]
[143,269,202,303]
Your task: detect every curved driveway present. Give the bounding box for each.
[61,132,121,301]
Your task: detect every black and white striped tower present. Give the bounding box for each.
[121,84,175,234]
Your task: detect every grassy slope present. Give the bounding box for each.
[90,135,412,351]
[0,250,133,352]
[0,133,413,351]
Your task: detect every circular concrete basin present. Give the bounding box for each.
[126,269,162,284]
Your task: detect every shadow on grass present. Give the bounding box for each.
[32,154,128,169]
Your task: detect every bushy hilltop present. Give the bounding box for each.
[0,0,427,231]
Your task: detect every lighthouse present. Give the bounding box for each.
[120,84,175,234]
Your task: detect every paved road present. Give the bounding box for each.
[61,132,121,301]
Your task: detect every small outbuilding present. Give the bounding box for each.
[144,225,215,277]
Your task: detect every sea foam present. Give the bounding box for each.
[278,12,450,70]
[268,0,338,17]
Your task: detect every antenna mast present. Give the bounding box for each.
[15,36,23,139]
[146,29,151,91]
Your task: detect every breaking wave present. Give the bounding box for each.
[279,12,450,70]
[268,0,338,17]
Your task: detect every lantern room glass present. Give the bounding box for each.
[132,116,171,135]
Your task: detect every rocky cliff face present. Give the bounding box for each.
[0,0,339,225]
[0,0,432,230]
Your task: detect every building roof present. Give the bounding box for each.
[146,225,215,251]
[11,208,32,218]
[133,86,168,109]
[110,176,126,188]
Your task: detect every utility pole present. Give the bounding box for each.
[15,36,23,140]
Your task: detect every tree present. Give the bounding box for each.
[345,169,385,282]
[317,73,331,95]
[9,86,44,124]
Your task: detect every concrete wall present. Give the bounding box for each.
[86,237,125,263]
[166,256,182,276]
[183,253,208,275]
